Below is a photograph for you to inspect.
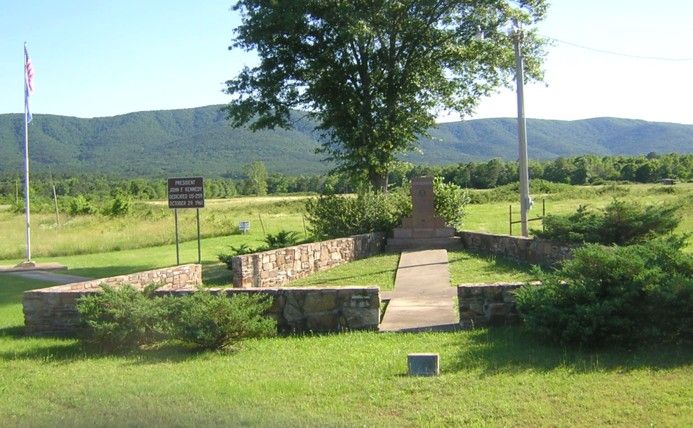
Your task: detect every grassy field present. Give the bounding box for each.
[0,276,691,426]
[0,196,309,260]
[464,183,693,248]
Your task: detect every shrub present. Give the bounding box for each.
[218,243,257,268]
[77,284,165,350]
[534,199,680,245]
[105,193,133,216]
[66,194,96,215]
[165,291,276,350]
[263,230,300,249]
[515,237,693,347]
[78,286,277,351]
[433,177,470,229]
[305,188,411,239]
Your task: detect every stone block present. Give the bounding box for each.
[484,302,509,324]
[304,292,337,313]
[306,312,340,332]
[341,306,379,330]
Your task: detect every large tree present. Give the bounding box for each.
[225,0,548,191]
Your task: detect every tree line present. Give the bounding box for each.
[0,153,690,206]
[395,152,693,189]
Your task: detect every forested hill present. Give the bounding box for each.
[1,105,692,177]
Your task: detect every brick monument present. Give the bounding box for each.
[386,176,459,250]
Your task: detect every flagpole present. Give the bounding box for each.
[23,42,32,263]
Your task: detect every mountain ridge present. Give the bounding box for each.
[1,105,692,177]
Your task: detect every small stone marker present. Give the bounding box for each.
[407,353,440,376]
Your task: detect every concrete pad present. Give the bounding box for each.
[1,270,90,285]
[380,249,459,332]
[0,262,67,273]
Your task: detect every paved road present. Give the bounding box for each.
[380,249,459,332]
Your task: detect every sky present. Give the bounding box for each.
[1,0,693,124]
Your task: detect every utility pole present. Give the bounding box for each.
[512,21,531,237]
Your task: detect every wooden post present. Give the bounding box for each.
[174,208,180,265]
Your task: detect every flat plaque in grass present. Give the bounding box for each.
[408,353,440,376]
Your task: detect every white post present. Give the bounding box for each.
[23,45,32,262]
[512,23,531,238]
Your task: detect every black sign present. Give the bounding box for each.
[167,177,205,209]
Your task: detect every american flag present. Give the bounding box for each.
[24,44,34,123]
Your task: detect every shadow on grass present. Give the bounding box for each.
[0,325,26,338]
[203,263,233,287]
[60,265,163,280]
[0,332,207,365]
[450,326,693,374]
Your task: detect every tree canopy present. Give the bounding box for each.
[225,0,548,190]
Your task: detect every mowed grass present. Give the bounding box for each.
[288,250,535,290]
[289,252,401,289]
[0,276,691,426]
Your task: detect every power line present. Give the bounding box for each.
[545,36,693,62]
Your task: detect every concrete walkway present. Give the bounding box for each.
[1,270,90,285]
[380,249,458,332]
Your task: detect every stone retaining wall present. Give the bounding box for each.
[209,287,380,333]
[23,269,380,336]
[457,282,533,328]
[23,264,202,336]
[458,231,572,267]
[232,232,385,288]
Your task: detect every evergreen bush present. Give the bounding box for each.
[78,286,277,351]
[77,284,165,350]
[534,199,680,245]
[164,291,276,350]
[515,238,693,347]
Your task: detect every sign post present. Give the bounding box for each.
[167,177,204,265]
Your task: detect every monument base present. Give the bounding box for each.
[386,235,461,252]
[392,227,456,239]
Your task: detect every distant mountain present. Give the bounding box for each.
[1,105,692,177]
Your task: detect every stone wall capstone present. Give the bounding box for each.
[231,232,385,288]
[458,231,573,267]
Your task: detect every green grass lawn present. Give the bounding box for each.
[288,252,401,289]
[288,250,535,290]
[0,277,690,426]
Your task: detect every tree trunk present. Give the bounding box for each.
[368,170,389,193]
